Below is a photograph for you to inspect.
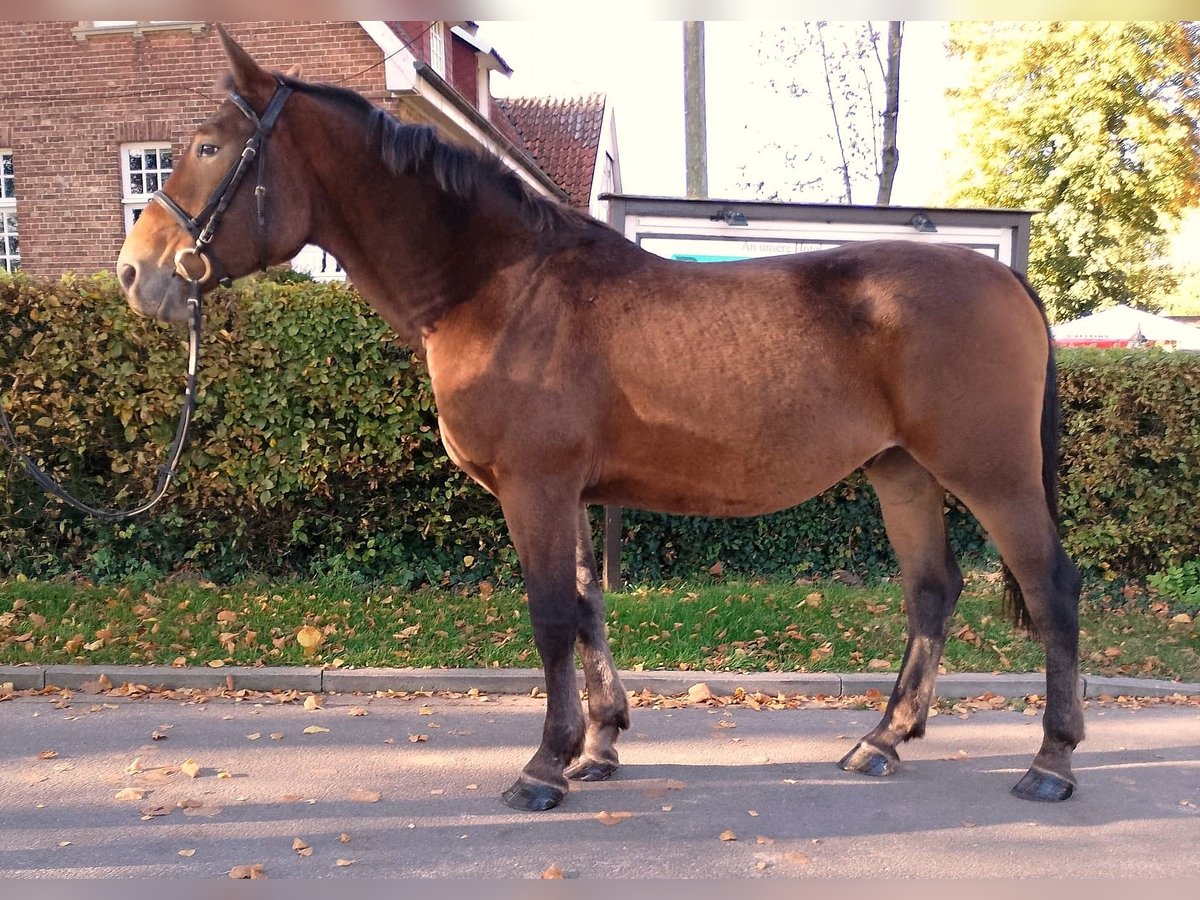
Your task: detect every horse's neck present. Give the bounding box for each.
[310,168,538,347]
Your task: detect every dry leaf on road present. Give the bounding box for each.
[719,829,738,841]
[595,810,632,826]
[229,864,266,879]
[541,864,565,879]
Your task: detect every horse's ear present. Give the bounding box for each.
[284,64,302,79]
[215,24,276,102]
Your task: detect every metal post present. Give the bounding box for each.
[602,505,622,591]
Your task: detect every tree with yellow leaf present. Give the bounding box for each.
[946,22,1200,320]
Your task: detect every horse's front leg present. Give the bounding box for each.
[497,479,586,811]
[565,507,630,782]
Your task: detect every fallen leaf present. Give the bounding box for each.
[409,734,428,743]
[150,729,169,741]
[541,864,565,879]
[270,732,285,741]
[303,725,330,734]
[139,803,173,818]
[687,683,713,703]
[339,833,351,843]
[303,695,323,711]
[115,787,147,801]
[747,809,759,817]
[229,864,266,880]
[180,759,201,779]
[595,810,632,826]
[247,733,261,741]
[348,788,381,803]
[292,838,312,857]
[756,836,776,845]
[37,750,58,760]
[296,626,324,656]
[868,658,892,670]
[719,828,738,842]
[207,660,226,668]
[178,848,196,858]
[419,705,434,716]
[335,859,356,867]
[642,779,688,798]
[348,706,368,717]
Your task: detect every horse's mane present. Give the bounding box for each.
[261,75,594,234]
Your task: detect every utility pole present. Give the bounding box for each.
[683,21,708,199]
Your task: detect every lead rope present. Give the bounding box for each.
[0,278,202,523]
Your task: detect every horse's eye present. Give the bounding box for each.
[197,144,220,159]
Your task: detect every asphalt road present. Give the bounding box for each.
[1,692,1197,879]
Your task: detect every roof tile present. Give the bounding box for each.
[496,94,606,208]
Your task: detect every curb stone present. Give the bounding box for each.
[3,664,1198,698]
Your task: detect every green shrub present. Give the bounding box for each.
[1057,349,1200,576]
[1147,560,1200,612]
[2,273,1197,585]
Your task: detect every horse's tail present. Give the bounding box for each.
[1002,269,1060,632]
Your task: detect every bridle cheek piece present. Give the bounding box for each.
[0,82,292,523]
[153,82,293,287]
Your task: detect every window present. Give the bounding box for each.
[429,22,446,76]
[291,244,345,282]
[0,150,18,273]
[73,21,207,42]
[121,143,173,233]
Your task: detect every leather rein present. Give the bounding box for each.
[0,83,292,523]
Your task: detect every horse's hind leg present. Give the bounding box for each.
[840,448,963,777]
[565,507,631,781]
[959,491,1083,801]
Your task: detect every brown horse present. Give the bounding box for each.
[118,28,1083,811]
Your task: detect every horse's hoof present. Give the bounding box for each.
[1011,766,1075,802]
[501,779,566,811]
[838,741,897,777]
[565,757,618,782]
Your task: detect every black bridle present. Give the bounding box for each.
[0,83,292,523]
[153,83,293,284]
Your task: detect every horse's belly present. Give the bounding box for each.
[585,423,890,517]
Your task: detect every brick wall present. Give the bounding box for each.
[0,21,393,277]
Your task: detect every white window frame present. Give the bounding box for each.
[429,22,446,77]
[120,142,173,234]
[1,149,18,273]
[73,21,207,43]
[291,244,346,282]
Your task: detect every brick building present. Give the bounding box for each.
[0,20,621,279]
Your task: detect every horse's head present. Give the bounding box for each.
[117,27,310,322]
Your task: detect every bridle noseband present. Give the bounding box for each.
[0,83,292,522]
[153,82,293,285]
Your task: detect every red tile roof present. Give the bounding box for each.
[496,94,606,209]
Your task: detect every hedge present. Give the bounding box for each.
[1,272,1197,585]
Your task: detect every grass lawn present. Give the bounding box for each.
[1,573,1197,681]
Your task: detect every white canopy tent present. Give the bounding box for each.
[1052,304,1200,351]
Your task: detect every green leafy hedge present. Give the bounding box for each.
[2,273,1197,584]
